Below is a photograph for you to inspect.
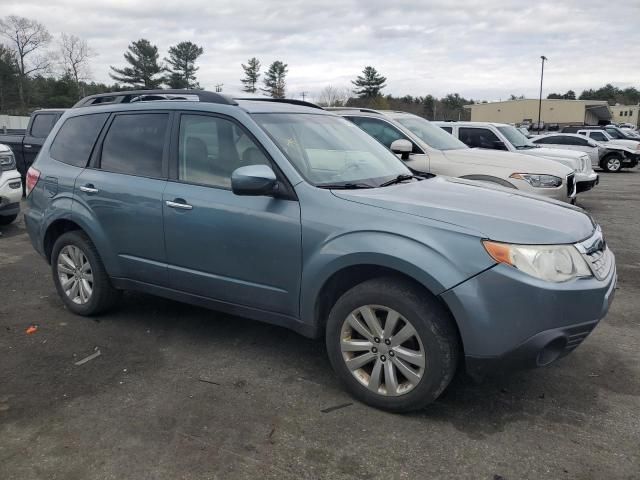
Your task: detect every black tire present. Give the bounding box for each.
[325,277,459,412]
[601,154,623,173]
[0,214,18,225]
[51,231,121,316]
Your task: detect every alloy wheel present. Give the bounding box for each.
[607,157,621,172]
[340,305,426,396]
[57,245,94,305]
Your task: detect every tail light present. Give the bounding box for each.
[26,167,41,196]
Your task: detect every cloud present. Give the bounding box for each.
[1,0,638,101]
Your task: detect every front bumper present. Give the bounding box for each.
[624,154,639,168]
[440,250,616,379]
[576,173,599,193]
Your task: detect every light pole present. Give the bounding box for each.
[537,56,547,134]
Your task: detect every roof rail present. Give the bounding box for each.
[324,107,382,115]
[72,89,238,108]
[235,97,324,110]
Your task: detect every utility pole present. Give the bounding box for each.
[300,91,308,101]
[215,83,223,93]
[537,56,547,134]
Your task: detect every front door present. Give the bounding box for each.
[163,112,302,317]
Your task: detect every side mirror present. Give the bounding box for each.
[231,165,278,196]
[492,140,508,150]
[390,139,412,160]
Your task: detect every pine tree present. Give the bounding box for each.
[261,61,287,98]
[241,57,261,93]
[109,39,164,89]
[165,41,203,89]
[352,66,387,98]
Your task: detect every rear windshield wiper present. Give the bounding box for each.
[317,183,375,190]
[378,174,421,187]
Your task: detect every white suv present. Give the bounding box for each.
[331,109,576,203]
[0,143,22,225]
[437,121,598,194]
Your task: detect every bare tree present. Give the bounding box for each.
[59,33,93,96]
[0,15,51,110]
[316,85,352,107]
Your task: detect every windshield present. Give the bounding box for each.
[253,113,411,187]
[394,116,468,150]
[497,125,534,149]
[604,127,624,139]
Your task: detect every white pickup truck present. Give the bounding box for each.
[0,143,22,225]
[436,121,599,194]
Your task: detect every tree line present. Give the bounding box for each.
[0,14,637,119]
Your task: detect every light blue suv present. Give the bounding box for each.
[24,90,616,412]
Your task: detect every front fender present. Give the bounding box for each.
[299,230,493,327]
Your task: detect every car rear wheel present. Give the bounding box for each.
[325,277,459,412]
[602,155,622,173]
[51,231,120,315]
[0,214,18,225]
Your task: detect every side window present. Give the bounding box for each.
[49,113,109,167]
[591,132,607,141]
[349,117,420,153]
[459,127,501,149]
[178,114,269,188]
[100,113,168,178]
[440,126,453,134]
[30,114,58,138]
[533,136,553,144]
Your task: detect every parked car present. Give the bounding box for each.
[562,124,640,142]
[0,143,22,225]
[329,108,576,202]
[436,122,598,194]
[576,128,640,151]
[0,109,66,188]
[532,133,638,173]
[25,90,616,412]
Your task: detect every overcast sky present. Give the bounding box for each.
[2,0,639,101]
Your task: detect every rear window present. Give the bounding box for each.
[30,114,59,138]
[100,113,168,178]
[49,113,109,167]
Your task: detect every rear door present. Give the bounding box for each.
[162,112,302,316]
[74,111,170,285]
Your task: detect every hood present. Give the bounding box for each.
[332,176,595,245]
[442,148,573,176]
[609,139,640,149]
[518,146,582,165]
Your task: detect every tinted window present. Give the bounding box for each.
[459,127,501,149]
[101,114,168,178]
[179,114,269,188]
[440,126,452,134]
[533,136,554,145]
[590,132,608,142]
[349,117,420,153]
[563,136,589,146]
[49,113,109,167]
[30,114,58,138]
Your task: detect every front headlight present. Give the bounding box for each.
[483,240,592,282]
[509,173,562,188]
[0,152,16,171]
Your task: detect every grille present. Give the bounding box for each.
[567,174,575,197]
[576,227,613,281]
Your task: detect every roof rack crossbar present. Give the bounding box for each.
[234,97,324,110]
[72,89,238,108]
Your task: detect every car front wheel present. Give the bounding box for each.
[326,277,459,412]
[602,155,622,172]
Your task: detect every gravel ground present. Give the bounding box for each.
[0,171,638,480]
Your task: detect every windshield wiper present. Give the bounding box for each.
[317,182,374,190]
[378,174,421,187]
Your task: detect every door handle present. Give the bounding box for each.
[166,200,193,210]
[24,144,32,148]
[80,184,99,194]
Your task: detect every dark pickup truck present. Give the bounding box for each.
[0,109,66,183]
